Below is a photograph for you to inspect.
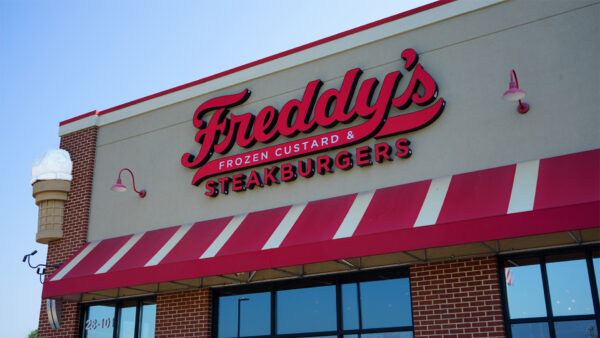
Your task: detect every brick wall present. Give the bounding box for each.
[155,289,212,337]
[38,127,98,338]
[410,256,505,337]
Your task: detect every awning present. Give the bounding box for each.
[43,149,599,299]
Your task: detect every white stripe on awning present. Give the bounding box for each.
[333,191,375,239]
[262,203,307,250]
[145,223,193,267]
[96,233,144,274]
[200,214,247,259]
[508,160,539,214]
[51,241,100,281]
[413,176,452,227]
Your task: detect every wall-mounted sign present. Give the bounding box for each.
[182,48,445,196]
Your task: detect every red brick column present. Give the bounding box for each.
[410,256,506,337]
[38,127,98,338]
[155,289,212,337]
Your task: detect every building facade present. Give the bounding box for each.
[36,0,599,337]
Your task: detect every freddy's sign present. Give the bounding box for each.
[182,48,445,196]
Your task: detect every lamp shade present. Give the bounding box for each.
[503,87,526,101]
[503,70,527,102]
[110,178,127,192]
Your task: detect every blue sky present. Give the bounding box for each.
[0,1,431,336]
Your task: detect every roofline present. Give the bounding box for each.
[59,0,456,127]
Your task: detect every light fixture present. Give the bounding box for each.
[23,250,61,284]
[503,69,530,114]
[111,168,147,198]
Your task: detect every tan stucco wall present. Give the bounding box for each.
[88,0,600,241]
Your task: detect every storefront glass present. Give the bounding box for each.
[215,268,412,337]
[118,302,137,337]
[84,304,115,338]
[139,300,156,338]
[505,258,547,319]
[501,247,600,338]
[277,285,337,334]
[217,292,270,337]
[546,258,594,316]
[511,322,550,338]
[81,298,155,338]
[342,279,412,330]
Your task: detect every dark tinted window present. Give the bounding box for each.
[554,320,597,338]
[360,278,412,328]
[511,322,550,338]
[342,278,412,330]
[218,292,270,338]
[501,248,599,338]
[215,269,412,337]
[277,285,337,334]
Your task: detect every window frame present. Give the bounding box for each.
[498,246,600,338]
[79,296,156,338]
[212,267,413,338]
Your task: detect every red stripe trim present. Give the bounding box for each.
[42,202,599,298]
[59,0,455,127]
[437,165,516,224]
[217,206,291,256]
[355,180,430,235]
[47,242,92,281]
[110,227,179,271]
[281,194,357,247]
[534,149,600,210]
[58,110,98,126]
[160,218,232,264]
[63,235,132,279]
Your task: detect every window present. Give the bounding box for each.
[500,247,600,338]
[213,268,413,337]
[81,298,156,338]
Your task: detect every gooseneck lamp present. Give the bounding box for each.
[503,69,530,114]
[111,168,147,198]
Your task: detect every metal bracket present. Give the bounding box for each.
[272,267,302,277]
[480,242,499,254]
[403,251,426,262]
[336,259,358,270]
[567,231,581,244]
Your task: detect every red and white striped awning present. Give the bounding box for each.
[43,149,599,298]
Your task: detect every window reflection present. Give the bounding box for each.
[82,299,155,338]
[554,320,598,338]
[218,292,270,338]
[547,259,594,316]
[216,273,412,337]
[140,301,156,338]
[511,322,550,338]
[118,304,136,337]
[85,305,116,338]
[503,249,599,338]
[277,285,337,334]
[341,283,359,330]
[505,260,547,319]
[360,278,412,329]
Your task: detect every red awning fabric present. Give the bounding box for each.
[43,149,599,298]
